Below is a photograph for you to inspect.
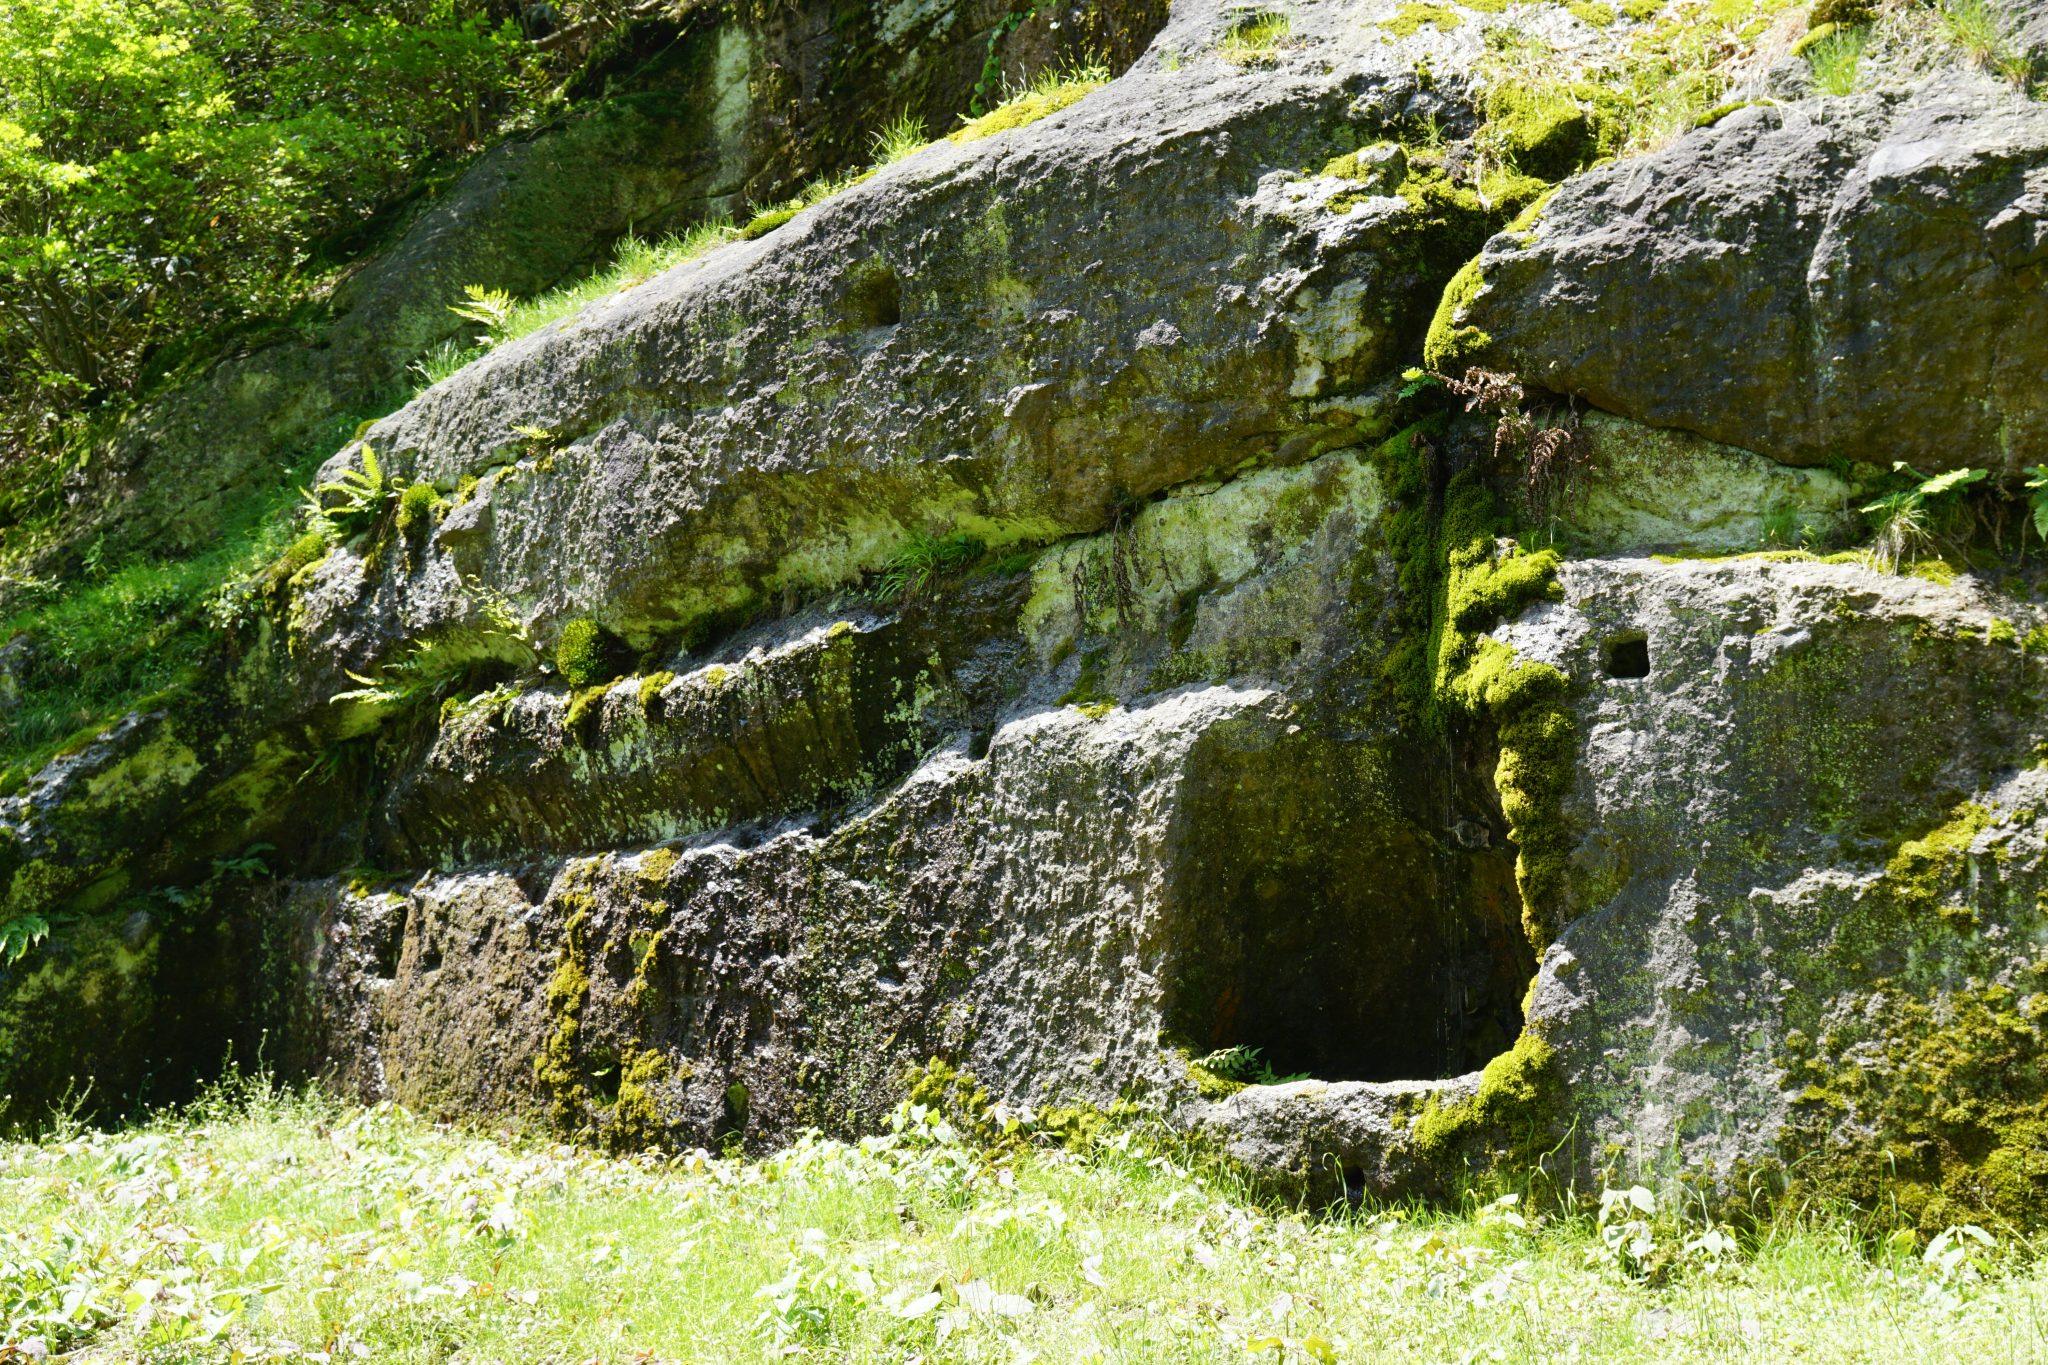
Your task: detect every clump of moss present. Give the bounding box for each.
[739,205,801,240]
[395,481,443,539]
[605,1045,672,1152]
[1785,983,2048,1234]
[555,617,629,688]
[1880,802,1993,922]
[1380,2,1463,36]
[1422,259,1493,372]
[1693,98,1767,126]
[948,65,1108,144]
[1411,1032,1564,1161]
[635,670,676,714]
[1567,0,1618,23]
[1481,80,1618,182]
[1807,0,1874,25]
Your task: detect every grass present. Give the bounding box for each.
[1219,12,1295,65]
[0,439,342,787]
[413,221,738,388]
[7,1081,2048,1363]
[1805,23,1868,93]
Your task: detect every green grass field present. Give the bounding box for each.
[4,1081,2047,1362]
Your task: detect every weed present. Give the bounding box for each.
[872,531,985,600]
[1805,23,1868,93]
[1191,1045,1309,1086]
[1860,463,1987,572]
[869,111,928,166]
[8,1089,2048,1361]
[1219,11,1294,65]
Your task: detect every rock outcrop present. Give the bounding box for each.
[1440,75,2048,472]
[8,0,2048,1236]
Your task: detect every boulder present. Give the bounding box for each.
[1441,74,2048,473]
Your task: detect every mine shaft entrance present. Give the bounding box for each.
[1162,727,1533,1082]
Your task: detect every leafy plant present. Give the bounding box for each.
[0,0,527,454]
[0,912,50,965]
[873,532,985,600]
[1859,463,1987,572]
[330,639,463,709]
[448,284,517,345]
[2024,465,2048,541]
[1192,1045,1308,1086]
[303,444,399,538]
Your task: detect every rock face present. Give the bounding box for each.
[9,0,2048,1234]
[1444,74,2048,473]
[293,13,1493,673]
[77,0,1169,566]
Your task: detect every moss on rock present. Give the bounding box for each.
[1411,1032,1564,1162]
[555,618,630,688]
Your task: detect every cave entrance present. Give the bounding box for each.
[1162,727,1533,1083]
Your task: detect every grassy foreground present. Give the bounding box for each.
[4,1084,2048,1363]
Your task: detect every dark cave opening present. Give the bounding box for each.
[1162,729,1536,1083]
[1604,632,1650,679]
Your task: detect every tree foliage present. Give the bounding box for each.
[0,0,527,452]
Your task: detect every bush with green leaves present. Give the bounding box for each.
[0,0,527,451]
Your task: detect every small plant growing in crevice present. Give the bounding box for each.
[1860,463,1987,572]
[330,639,467,709]
[1191,1045,1308,1087]
[1434,367,1590,526]
[1219,11,1293,65]
[302,443,399,539]
[1804,24,1868,94]
[870,110,928,166]
[872,531,985,600]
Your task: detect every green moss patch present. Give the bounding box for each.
[555,617,630,688]
[1380,2,1464,36]
[1411,1033,1564,1163]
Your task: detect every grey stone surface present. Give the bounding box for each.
[1451,74,2048,472]
[293,0,1606,683]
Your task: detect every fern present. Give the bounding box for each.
[307,443,400,537]
[0,913,50,966]
[448,284,516,345]
[2024,466,2048,542]
[1860,462,1986,572]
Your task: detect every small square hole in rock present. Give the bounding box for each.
[1603,633,1649,679]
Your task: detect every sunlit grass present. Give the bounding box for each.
[5,1080,2048,1363]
